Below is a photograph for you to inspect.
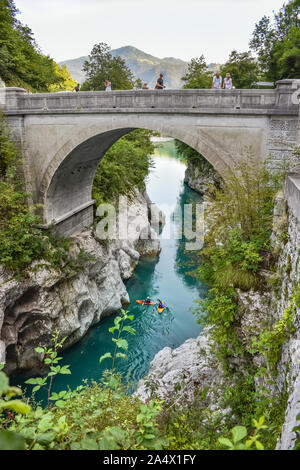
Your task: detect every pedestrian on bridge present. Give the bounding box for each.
[105,79,112,91]
[73,83,81,92]
[212,72,222,89]
[223,73,233,89]
[155,73,165,90]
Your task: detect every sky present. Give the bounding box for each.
[15,0,285,63]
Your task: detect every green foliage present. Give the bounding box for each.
[295,286,300,309]
[82,42,134,91]
[250,0,300,80]
[190,153,289,448]
[47,63,77,92]
[0,115,91,275]
[181,55,212,89]
[100,309,136,373]
[0,1,75,91]
[0,362,29,450]
[92,129,155,206]
[0,323,168,450]
[25,331,70,404]
[196,158,282,293]
[195,288,242,365]
[219,50,259,88]
[175,140,216,178]
[218,417,267,450]
[250,289,297,374]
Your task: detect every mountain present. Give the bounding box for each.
[59,45,189,89]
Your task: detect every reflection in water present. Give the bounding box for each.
[13,140,208,399]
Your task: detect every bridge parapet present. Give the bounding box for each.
[1,79,299,115]
[286,173,300,222]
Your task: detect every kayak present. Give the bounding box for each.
[136,300,156,306]
[157,300,165,314]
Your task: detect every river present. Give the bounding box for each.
[14,139,208,398]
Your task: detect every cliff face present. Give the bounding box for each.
[184,160,220,195]
[0,190,162,374]
[276,206,300,449]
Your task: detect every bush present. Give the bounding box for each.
[197,156,284,290]
[0,116,88,275]
[92,129,155,206]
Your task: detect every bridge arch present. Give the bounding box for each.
[41,116,234,232]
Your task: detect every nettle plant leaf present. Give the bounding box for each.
[232,426,247,444]
[0,371,9,395]
[218,437,234,448]
[115,339,128,351]
[122,326,136,335]
[116,352,128,361]
[99,352,112,363]
[0,430,26,450]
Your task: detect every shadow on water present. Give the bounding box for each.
[12,139,209,402]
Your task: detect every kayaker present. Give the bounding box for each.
[144,297,151,305]
[158,299,165,309]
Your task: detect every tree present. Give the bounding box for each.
[250,0,300,80]
[175,140,215,177]
[181,55,212,89]
[48,64,77,92]
[92,130,154,206]
[0,0,72,92]
[270,26,300,79]
[220,51,259,89]
[82,42,134,91]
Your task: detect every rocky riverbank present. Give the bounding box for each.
[0,190,162,374]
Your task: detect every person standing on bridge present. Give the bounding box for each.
[223,73,233,89]
[105,79,112,91]
[212,72,222,89]
[73,83,80,92]
[155,73,165,90]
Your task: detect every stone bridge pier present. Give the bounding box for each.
[1,79,300,235]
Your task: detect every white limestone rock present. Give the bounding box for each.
[184,160,220,195]
[0,190,162,374]
[135,328,230,410]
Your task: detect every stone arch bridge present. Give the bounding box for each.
[1,79,300,235]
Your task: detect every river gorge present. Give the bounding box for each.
[1,136,300,450]
[7,139,206,393]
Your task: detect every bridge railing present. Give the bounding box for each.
[1,79,299,114]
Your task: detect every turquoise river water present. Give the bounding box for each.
[13,140,208,398]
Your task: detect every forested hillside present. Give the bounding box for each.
[0,0,76,91]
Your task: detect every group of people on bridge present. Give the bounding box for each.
[73,71,234,92]
[212,72,233,89]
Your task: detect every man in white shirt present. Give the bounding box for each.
[212,72,222,89]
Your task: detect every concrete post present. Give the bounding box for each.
[276,79,300,109]
[0,87,27,111]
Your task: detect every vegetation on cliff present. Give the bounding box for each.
[92,130,155,206]
[0,115,90,275]
[0,0,76,91]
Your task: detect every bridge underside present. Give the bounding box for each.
[45,128,135,234]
